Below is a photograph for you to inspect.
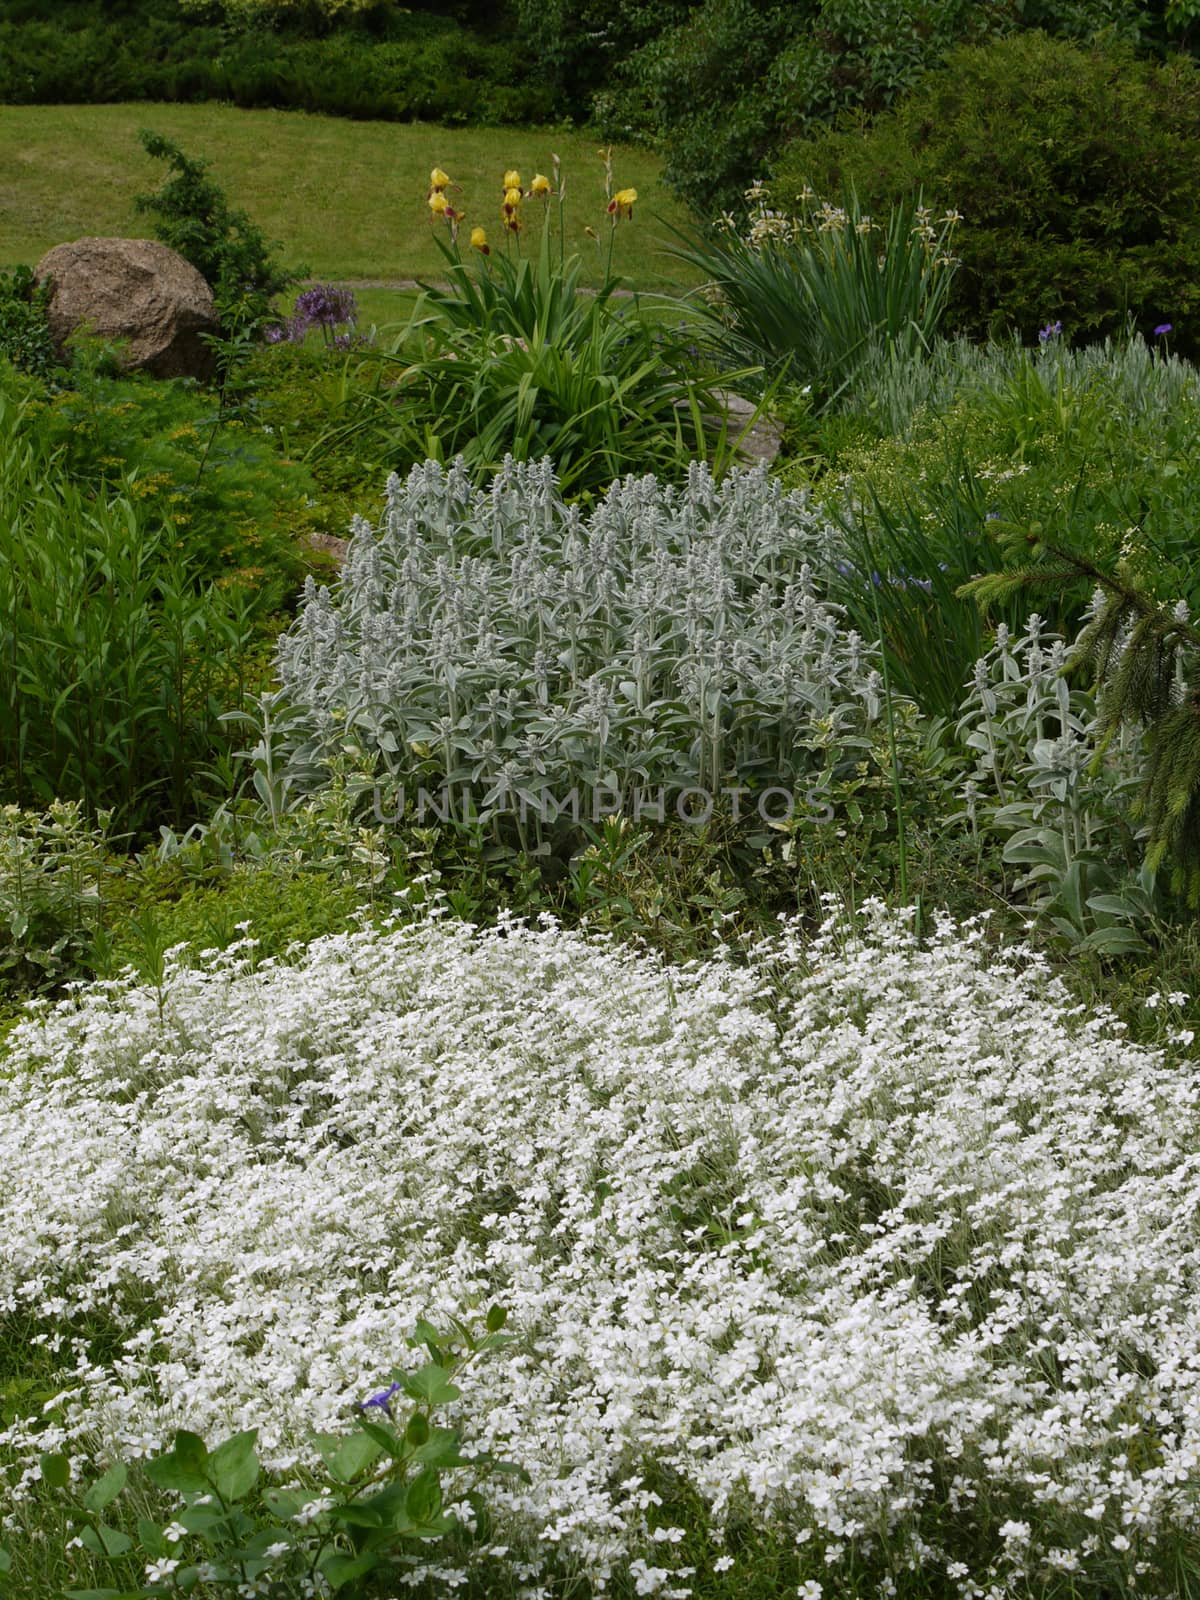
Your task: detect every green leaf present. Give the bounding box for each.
[328,1501,386,1531]
[63,1590,128,1599]
[262,1488,309,1521]
[144,1433,208,1494]
[405,1412,430,1447]
[208,1429,259,1502]
[319,1552,380,1592]
[402,1363,460,1405]
[82,1464,128,1514]
[137,1519,165,1558]
[405,1467,442,1526]
[329,1428,385,1484]
[39,1451,71,1490]
[412,1427,467,1469]
[409,1319,444,1361]
[485,1304,508,1333]
[1076,925,1149,954]
[78,1523,133,1558]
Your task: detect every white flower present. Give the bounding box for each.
[145,1557,181,1581]
[162,1521,188,1544]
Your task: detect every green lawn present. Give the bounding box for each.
[0,104,700,292]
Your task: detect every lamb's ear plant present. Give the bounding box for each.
[38,1308,522,1600]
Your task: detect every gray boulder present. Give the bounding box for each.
[34,237,219,379]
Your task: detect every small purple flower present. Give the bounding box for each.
[360,1381,402,1414]
[1038,320,1063,344]
[1154,323,1173,336]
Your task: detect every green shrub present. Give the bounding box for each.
[596,0,1151,216]
[134,129,302,334]
[0,267,55,379]
[770,32,1200,357]
[0,0,551,125]
[5,362,321,615]
[0,802,111,997]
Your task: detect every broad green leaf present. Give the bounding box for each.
[405,1467,442,1525]
[402,1363,460,1405]
[79,1523,133,1558]
[405,1412,430,1447]
[83,1463,128,1514]
[208,1430,259,1502]
[485,1304,508,1333]
[138,1519,166,1558]
[262,1488,309,1521]
[412,1427,467,1469]
[39,1451,70,1489]
[319,1551,380,1592]
[144,1435,208,1495]
[330,1428,385,1484]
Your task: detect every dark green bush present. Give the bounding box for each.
[769,32,1200,357]
[0,266,56,379]
[593,0,1152,216]
[0,0,551,125]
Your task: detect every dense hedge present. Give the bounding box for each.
[769,32,1200,356]
[0,0,552,124]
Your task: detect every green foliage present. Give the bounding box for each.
[134,129,302,334]
[771,32,1200,358]
[32,1310,523,1600]
[0,383,264,838]
[594,0,1151,216]
[317,229,750,501]
[953,618,1157,952]
[0,0,552,126]
[0,802,111,997]
[668,188,959,405]
[5,363,321,613]
[1070,583,1200,906]
[0,266,55,379]
[793,332,1200,717]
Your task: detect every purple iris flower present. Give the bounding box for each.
[1038,321,1062,343]
[1154,323,1173,336]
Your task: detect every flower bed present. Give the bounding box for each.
[1,907,1198,1595]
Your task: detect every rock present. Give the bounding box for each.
[713,389,784,467]
[33,237,219,380]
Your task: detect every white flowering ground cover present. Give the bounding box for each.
[2,906,1199,1598]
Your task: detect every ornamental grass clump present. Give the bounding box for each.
[0,906,1198,1596]
[667,184,959,406]
[268,458,882,846]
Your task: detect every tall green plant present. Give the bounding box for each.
[315,223,752,501]
[665,188,959,407]
[0,388,259,836]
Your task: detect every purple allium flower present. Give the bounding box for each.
[1154,323,1173,336]
[360,1380,402,1414]
[1038,320,1063,343]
